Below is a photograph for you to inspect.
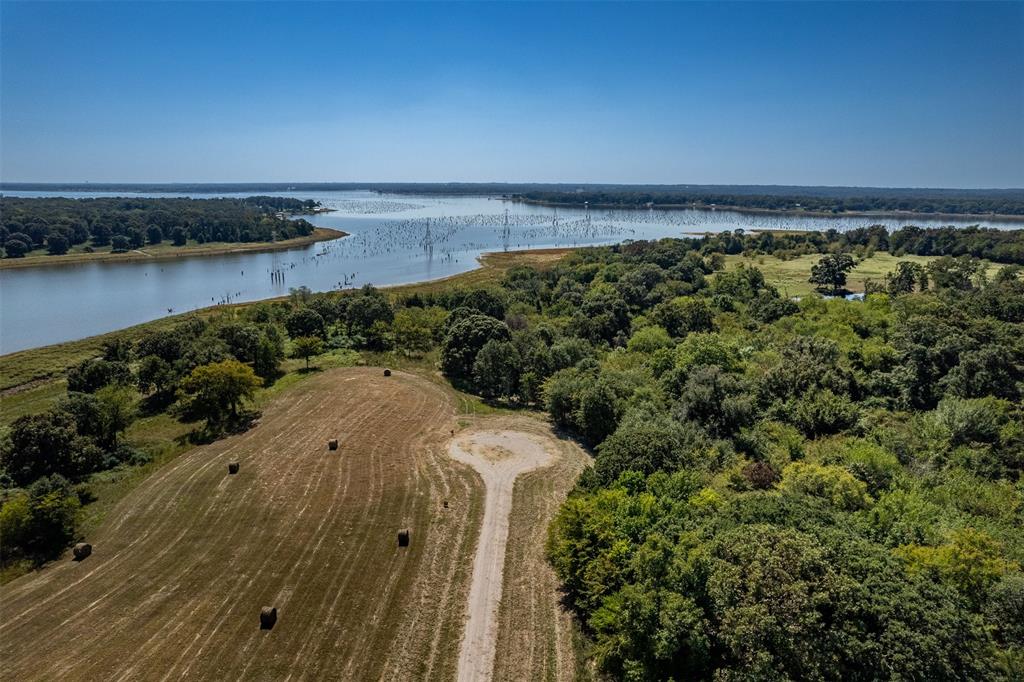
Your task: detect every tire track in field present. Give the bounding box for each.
[0,369,479,682]
[50,395,325,679]
[167,383,383,680]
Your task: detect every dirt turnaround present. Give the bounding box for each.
[449,428,576,682]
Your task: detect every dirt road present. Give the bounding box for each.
[449,428,579,682]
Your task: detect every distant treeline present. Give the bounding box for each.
[3,182,1022,215]
[515,189,1024,216]
[0,196,319,257]
[692,224,1024,264]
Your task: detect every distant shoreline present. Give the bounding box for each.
[0,227,348,270]
[511,198,1024,223]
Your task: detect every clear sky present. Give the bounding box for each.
[1,1,1021,188]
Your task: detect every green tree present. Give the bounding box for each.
[345,286,394,334]
[652,296,714,337]
[595,412,702,483]
[136,355,176,402]
[46,234,69,255]
[2,476,81,562]
[626,325,673,353]
[809,253,855,294]
[441,313,511,381]
[1,412,80,485]
[285,307,325,339]
[179,359,261,426]
[472,339,521,400]
[4,237,29,257]
[291,336,324,370]
[67,358,132,393]
[253,332,284,380]
[94,384,137,449]
[886,261,926,296]
[779,461,871,510]
[110,234,130,253]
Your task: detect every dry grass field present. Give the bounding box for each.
[0,368,481,681]
[0,368,588,681]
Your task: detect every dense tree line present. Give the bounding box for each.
[516,190,1024,215]
[5,183,1020,214]
[0,196,318,258]
[685,224,1024,265]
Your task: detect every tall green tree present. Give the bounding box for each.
[809,253,855,294]
[179,359,261,427]
[291,336,324,370]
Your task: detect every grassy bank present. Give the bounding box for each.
[0,227,347,270]
[0,248,569,416]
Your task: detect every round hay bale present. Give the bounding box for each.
[72,543,92,561]
[328,439,339,451]
[260,606,277,630]
[228,462,240,474]
[383,368,392,377]
[397,529,410,547]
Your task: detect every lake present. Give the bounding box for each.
[0,189,1018,354]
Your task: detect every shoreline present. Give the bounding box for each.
[0,247,572,392]
[511,197,1024,223]
[0,227,348,270]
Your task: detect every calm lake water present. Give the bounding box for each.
[1,189,1018,354]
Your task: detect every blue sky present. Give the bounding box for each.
[1,1,1021,187]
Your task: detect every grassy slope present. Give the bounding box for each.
[722,252,1004,297]
[0,227,346,270]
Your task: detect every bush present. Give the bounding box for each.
[0,476,80,563]
[789,389,859,437]
[780,461,871,510]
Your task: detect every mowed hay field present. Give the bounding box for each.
[0,368,484,681]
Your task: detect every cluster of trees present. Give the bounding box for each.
[7,183,1021,216]
[690,224,1024,265]
[0,316,280,566]
[507,244,1021,679]
[516,189,1024,215]
[0,196,318,258]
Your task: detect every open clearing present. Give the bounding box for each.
[722,252,1004,297]
[0,369,588,681]
[0,368,482,681]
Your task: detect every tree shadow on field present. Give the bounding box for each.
[188,409,262,444]
[296,366,323,375]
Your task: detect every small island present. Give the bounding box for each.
[0,195,345,268]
